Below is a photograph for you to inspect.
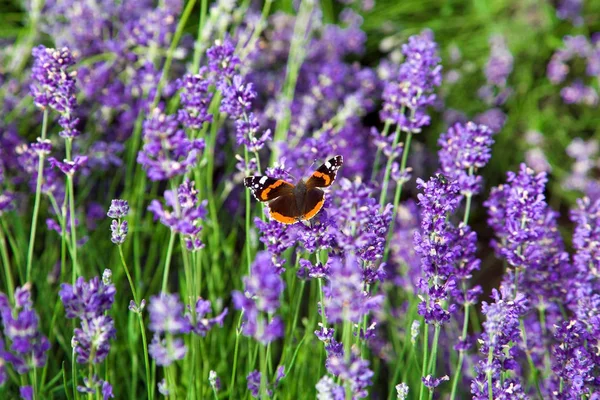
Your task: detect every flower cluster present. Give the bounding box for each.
[246,366,285,398]
[148,293,226,366]
[232,252,285,344]
[380,29,442,133]
[413,175,461,326]
[59,271,116,395]
[0,285,50,380]
[107,199,129,245]
[437,122,494,197]
[471,286,529,399]
[148,180,208,251]
[177,70,213,130]
[547,35,599,106]
[30,46,80,138]
[137,109,205,181]
[479,34,513,106]
[562,138,600,200]
[324,255,383,324]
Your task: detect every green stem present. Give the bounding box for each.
[229,312,244,397]
[378,124,403,208]
[418,323,429,400]
[449,302,470,400]
[370,120,391,182]
[118,245,152,399]
[26,109,49,282]
[486,346,494,400]
[259,344,267,399]
[0,226,15,300]
[192,0,209,73]
[244,147,253,274]
[383,131,413,261]
[162,231,177,292]
[67,175,78,277]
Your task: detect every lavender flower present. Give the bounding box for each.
[0,284,50,375]
[137,109,205,181]
[207,38,240,81]
[209,370,221,392]
[324,255,383,324]
[316,375,345,400]
[148,293,190,366]
[148,294,192,335]
[19,386,33,400]
[232,252,285,344]
[570,197,600,299]
[422,375,449,390]
[48,156,88,176]
[59,271,116,365]
[380,29,442,133]
[479,35,513,106]
[190,298,228,336]
[107,199,129,245]
[471,286,529,399]
[177,70,213,130]
[413,175,461,326]
[396,382,409,399]
[326,345,374,398]
[556,0,583,25]
[30,46,80,138]
[437,122,494,197]
[148,180,208,250]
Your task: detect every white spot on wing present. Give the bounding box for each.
[259,176,268,184]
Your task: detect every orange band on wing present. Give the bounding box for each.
[270,211,298,224]
[261,180,288,200]
[302,198,325,221]
[311,171,331,186]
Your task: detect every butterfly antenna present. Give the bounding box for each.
[302,158,318,179]
[282,169,297,181]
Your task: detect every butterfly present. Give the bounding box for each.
[244,155,343,224]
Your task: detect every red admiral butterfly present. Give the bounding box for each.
[244,155,343,224]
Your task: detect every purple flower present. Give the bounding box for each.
[471,286,529,400]
[59,275,116,321]
[76,375,114,399]
[207,38,240,80]
[328,178,393,263]
[326,346,374,398]
[190,298,228,336]
[73,315,116,364]
[316,376,345,400]
[437,122,494,196]
[107,199,129,219]
[380,29,442,133]
[570,197,600,299]
[247,370,261,397]
[324,255,383,324]
[561,80,598,106]
[148,180,207,250]
[107,199,129,245]
[137,109,205,181]
[556,0,583,25]
[148,294,192,335]
[48,156,88,176]
[0,285,50,375]
[177,70,213,129]
[209,370,221,391]
[30,46,80,138]
[19,386,33,400]
[413,175,461,325]
[148,335,187,367]
[232,252,285,344]
[60,272,116,366]
[550,320,597,397]
[479,35,513,106]
[422,375,449,390]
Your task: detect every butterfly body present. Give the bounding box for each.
[244,156,343,224]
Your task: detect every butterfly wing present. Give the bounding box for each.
[301,188,325,221]
[305,155,343,189]
[268,194,302,224]
[244,176,295,202]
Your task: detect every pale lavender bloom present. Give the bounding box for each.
[177,70,213,130]
[107,199,129,219]
[380,30,442,133]
[137,109,205,181]
[19,386,33,400]
[556,0,583,25]
[148,335,187,366]
[148,180,208,251]
[148,294,192,335]
[0,285,50,375]
[232,252,285,344]
[316,375,345,400]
